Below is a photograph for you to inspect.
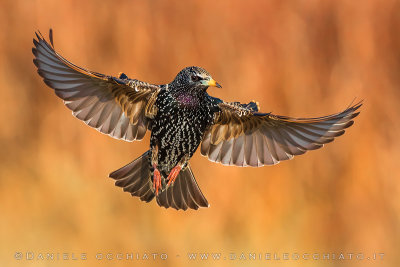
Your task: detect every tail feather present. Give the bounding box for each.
[109,151,209,210]
[157,164,209,210]
[109,151,154,203]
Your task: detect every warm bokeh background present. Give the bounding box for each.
[1,0,399,266]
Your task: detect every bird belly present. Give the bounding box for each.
[150,106,213,176]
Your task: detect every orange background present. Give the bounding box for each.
[0,0,399,266]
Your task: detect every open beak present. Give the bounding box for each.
[207,78,222,88]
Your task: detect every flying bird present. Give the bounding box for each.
[32,30,362,210]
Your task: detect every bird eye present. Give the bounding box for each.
[191,75,201,82]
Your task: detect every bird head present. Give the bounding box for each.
[171,66,221,93]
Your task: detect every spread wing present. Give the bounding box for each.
[201,99,362,167]
[32,30,161,141]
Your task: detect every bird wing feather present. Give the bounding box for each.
[201,99,362,167]
[32,30,161,142]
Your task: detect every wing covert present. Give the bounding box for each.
[33,30,161,141]
[201,99,362,167]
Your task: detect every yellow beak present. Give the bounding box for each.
[207,79,222,88]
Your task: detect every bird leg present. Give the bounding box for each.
[167,165,181,186]
[167,156,188,186]
[153,164,162,195]
[151,145,162,195]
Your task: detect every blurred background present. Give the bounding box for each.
[0,0,399,266]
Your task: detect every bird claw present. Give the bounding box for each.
[153,167,162,195]
[167,165,182,186]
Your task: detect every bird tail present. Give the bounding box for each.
[109,151,155,203]
[109,151,209,210]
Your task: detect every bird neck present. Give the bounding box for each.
[168,83,206,108]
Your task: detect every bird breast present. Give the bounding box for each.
[174,92,201,108]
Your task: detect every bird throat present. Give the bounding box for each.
[172,89,205,108]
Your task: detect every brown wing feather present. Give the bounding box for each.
[33,30,161,141]
[201,100,362,167]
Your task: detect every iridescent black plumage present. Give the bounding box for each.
[151,68,220,177]
[33,30,362,211]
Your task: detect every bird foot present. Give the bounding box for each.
[167,165,182,186]
[153,166,162,195]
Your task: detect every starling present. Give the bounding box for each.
[32,30,362,210]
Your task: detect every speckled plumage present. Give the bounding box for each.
[151,83,219,176]
[33,30,362,211]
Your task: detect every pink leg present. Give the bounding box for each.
[167,165,182,186]
[153,165,162,195]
